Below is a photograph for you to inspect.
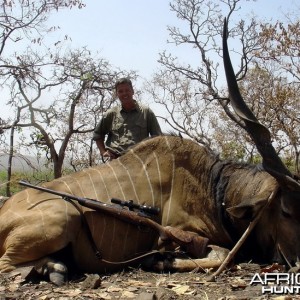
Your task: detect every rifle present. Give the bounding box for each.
[19,180,209,258]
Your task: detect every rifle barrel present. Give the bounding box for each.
[19,180,77,200]
[18,180,159,219]
[19,180,120,210]
[18,180,165,237]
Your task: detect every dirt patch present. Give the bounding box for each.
[1,263,299,299]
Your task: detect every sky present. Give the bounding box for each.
[48,0,297,83]
[48,0,176,81]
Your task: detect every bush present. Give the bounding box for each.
[0,170,55,197]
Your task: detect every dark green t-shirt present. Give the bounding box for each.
[93,102,162,154]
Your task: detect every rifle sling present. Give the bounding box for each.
[63,197,102,260]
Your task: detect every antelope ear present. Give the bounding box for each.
[226,198,267,219]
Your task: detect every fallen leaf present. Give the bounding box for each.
[121,290,138,298]
[127,286,139,292]
[166,281,182,288]
[155,277,166,286]
[96,292,112,299]
[8,283,19,292]
[107,286,123,292]
[126,279,152,287]
[229,277,247,290]
[171,284,190,295]
[81,273,101,289]
[53,288,82,296]
[261,263,285,273]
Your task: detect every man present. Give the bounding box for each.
[93,78,162,160]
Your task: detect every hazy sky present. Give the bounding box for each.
[49,0,297,82]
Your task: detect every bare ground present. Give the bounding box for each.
[1,263,299,300]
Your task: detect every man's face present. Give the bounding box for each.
[116,83,134,105]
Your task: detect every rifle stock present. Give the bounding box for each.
[19,180,209,258]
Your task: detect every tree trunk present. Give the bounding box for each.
[6,125,16,197]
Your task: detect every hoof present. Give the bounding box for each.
[44,261,68,286]
[42,260,68,286]
[49,271,66,286]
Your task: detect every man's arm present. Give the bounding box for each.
[95,136,106,156]
[148,109,162,136]
[93,110,118,159]
[95,136,118,160]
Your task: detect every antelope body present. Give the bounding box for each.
[1,135,300,278]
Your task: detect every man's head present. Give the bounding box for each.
[115,78,135,110]
[115,78,133,91]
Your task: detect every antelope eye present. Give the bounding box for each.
[281,209,292,218]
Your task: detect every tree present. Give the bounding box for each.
[4,47,130,179]
[148,0,299,168]
[0,1,137,197]
[145,70,218,149]
[213,65,300,168]
[258,13,300,81]
[0,0,85,59]
[148,0,261,152]
[257,12,300,173]
[0,0,86,196]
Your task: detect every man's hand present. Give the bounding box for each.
[102,149,118,162]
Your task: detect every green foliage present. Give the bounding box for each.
[0,170,55,196]
[218,141,246,161]
[250,155,263,165]
[0,171,6,183]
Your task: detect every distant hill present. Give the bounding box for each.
[0,154,47,172]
